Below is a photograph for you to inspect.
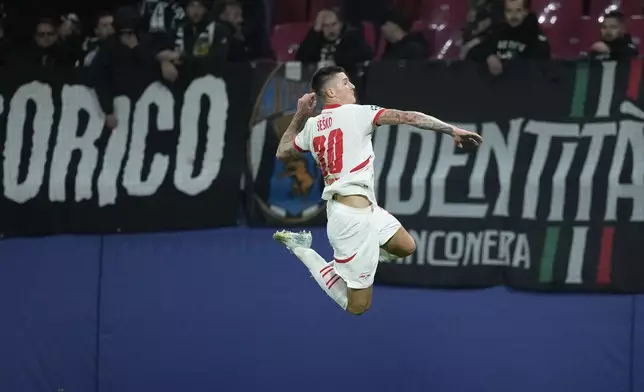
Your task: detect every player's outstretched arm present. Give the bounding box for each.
[376,109,482,148]
[276,93,317,161]
[376,109,455,135]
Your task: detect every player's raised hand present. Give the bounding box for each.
[296,92,317,117]
[452,128,483,149]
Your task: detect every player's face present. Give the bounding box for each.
[328,72,356,104]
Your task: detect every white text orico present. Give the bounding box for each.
[374,119,644,222]
[0,76,228,206]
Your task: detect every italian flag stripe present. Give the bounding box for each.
[564,227,589,284]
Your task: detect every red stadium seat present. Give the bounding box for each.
[620,0,644,16]
[532,0,583,22]
[411,20,435,58]
[534,2,583,58]
[421,0,469,25]
[271,22,311,61]
[419,1,468,60]
[627,16,644,47]
[272,0,308,24]
[391,0,422,16]
[362,21,383,57]
[588,0,619,17]
[570,16,601,56]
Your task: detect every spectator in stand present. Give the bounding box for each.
[216,0,274,62]
[236,0,273,60]
[380,8,429,60]
[461,0,504,59]
[10,18,75,67]
[343,0,387,44]
[58,13,86,65]
[296,7,372,70]
[589,10,638,60]
[0,18,9,66]
[80,12,115,67]
[169,0,229,71]
[140,0,185,33]
[140,0,185,56]
[90,6,175,129]
[468,0,550,76]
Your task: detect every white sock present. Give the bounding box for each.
[293,248,348,310]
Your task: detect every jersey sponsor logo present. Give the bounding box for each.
[248,63,326,224]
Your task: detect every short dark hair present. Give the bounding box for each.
[35,17,57,30]
[382,8,412,32]
[604,10,625,22]
[215,0,242,15]
[311,66,346,96]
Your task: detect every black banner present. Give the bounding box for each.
[0,65,251,236]
[2,59,643,292]
[367,60,644,292]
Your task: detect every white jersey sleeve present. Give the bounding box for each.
[347,104,387,134]
[293,118,315,152]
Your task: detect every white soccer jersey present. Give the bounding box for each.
[293,103,386,205]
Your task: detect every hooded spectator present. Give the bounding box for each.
[216,0,274,61]
[380,9,429,60]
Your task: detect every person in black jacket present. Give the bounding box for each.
[295,7,372,70]
[461,0,504,59]
[380,8,429,60]
[216,0,274,62]
[589,10,638,60]
[9,18,75,67]
[90,6,169,129]
[468,0,550,75]
[167,0,229,71]
[79,12,115,67]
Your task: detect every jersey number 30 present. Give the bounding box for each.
[312,128,343,178]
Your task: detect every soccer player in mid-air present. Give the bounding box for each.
[273,66,483,315]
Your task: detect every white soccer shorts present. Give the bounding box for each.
[326,200,401,289]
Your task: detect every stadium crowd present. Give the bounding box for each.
[0,0,639,119]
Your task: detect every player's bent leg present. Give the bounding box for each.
[372,206,416,260]
[273,230,349,310]
[347,286,373,315]
[381,226,416,258]
[327,199,379,315]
